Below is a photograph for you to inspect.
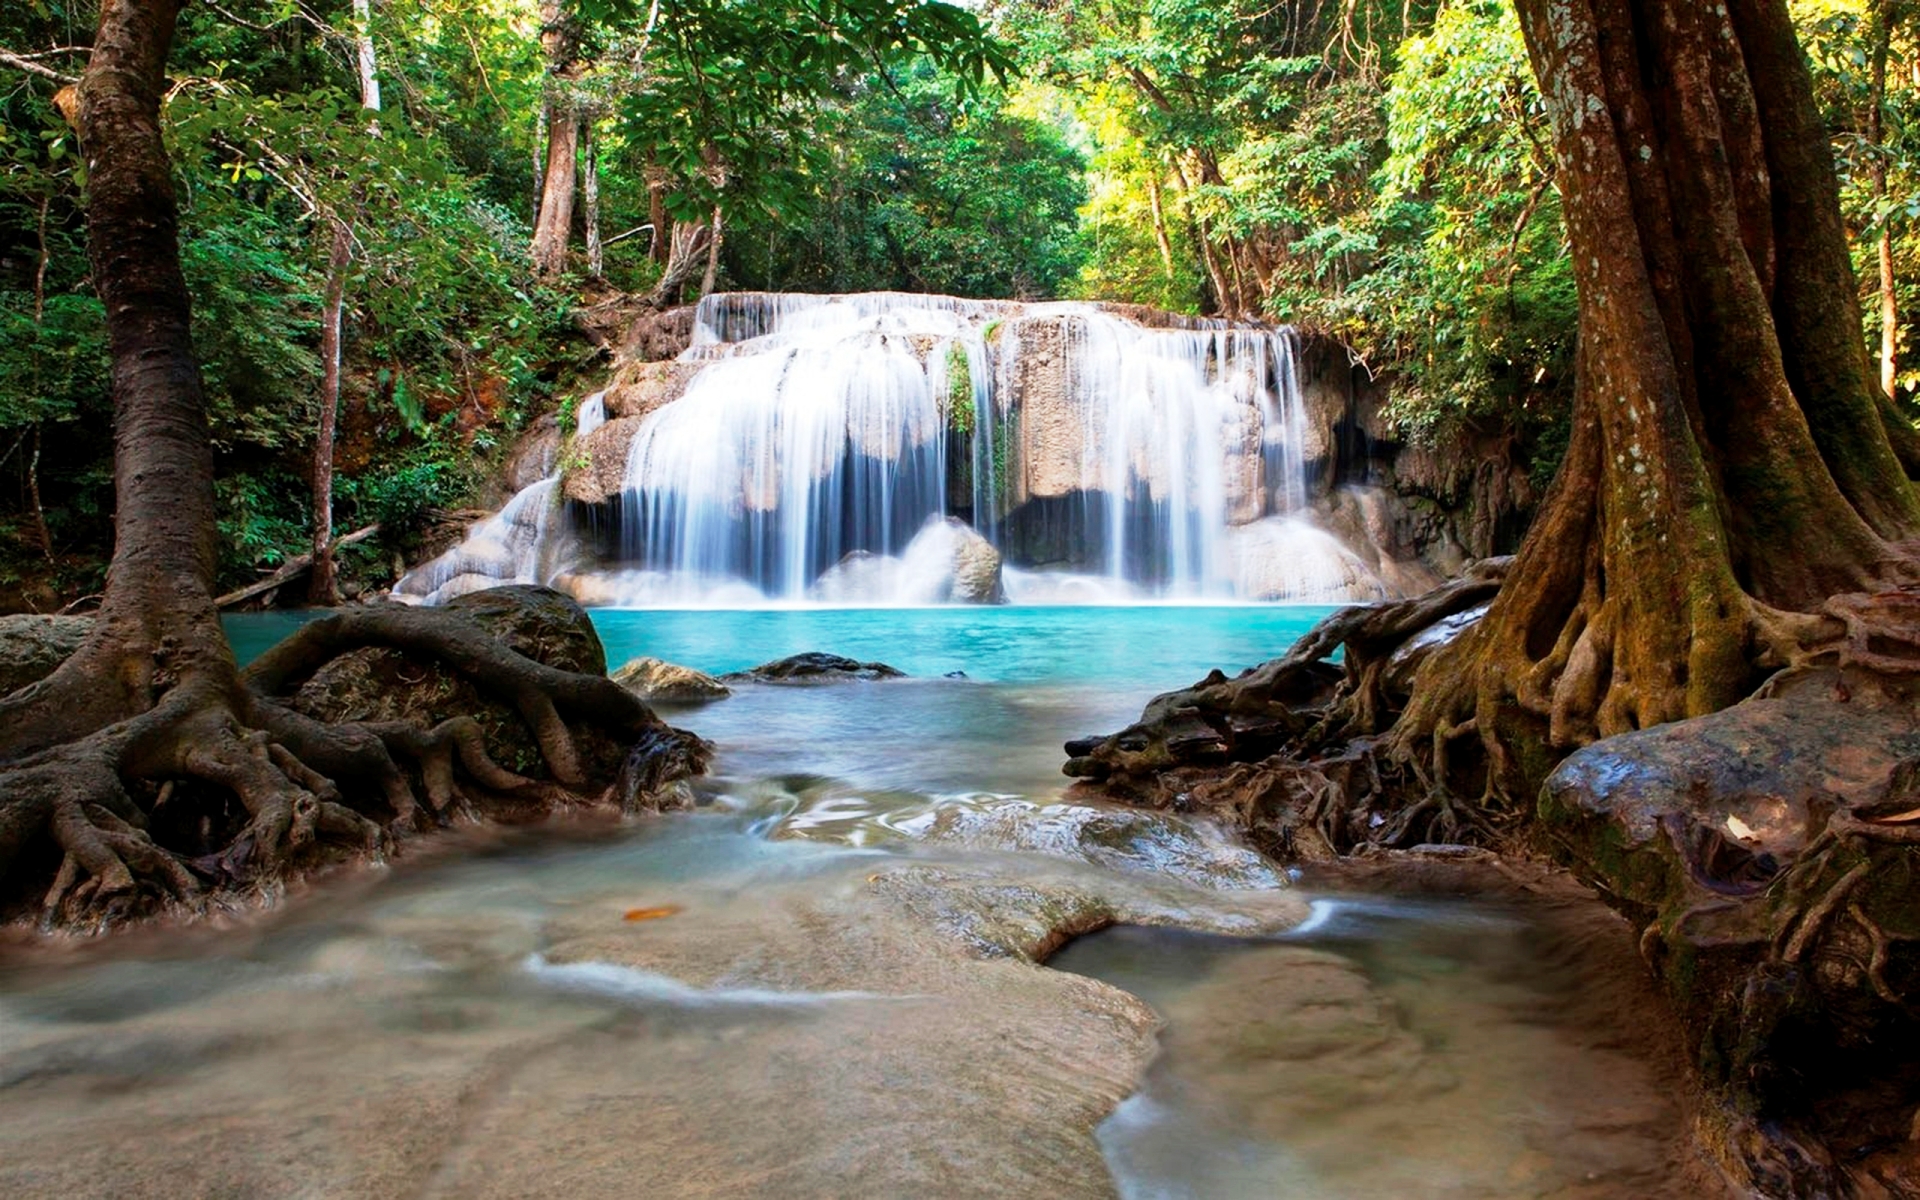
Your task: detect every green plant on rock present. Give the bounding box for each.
[945,342,976,435]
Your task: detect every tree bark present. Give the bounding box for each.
[351,0,380,113]
[309,219,352,606]
[582,120,602,278]
[528,0,580,277]
[52,0,225,725]
[1145,167,1176,282]
[1867,0,1899,398]
[530,97,577,276]
[647,170,669,264]
[699,205,723,297]
[1396,0,1920,784]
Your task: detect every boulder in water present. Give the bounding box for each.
[915,799,1287,890]
[612,656,731,704]
[808,517,1006,604]
[0,614,92,693]
[1226,516,1393,602]
[727,652,905,683]
[294,586,705,810]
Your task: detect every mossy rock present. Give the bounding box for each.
[291,586,621,786]
[1541,668,1920,1141]
[0,614,92,694]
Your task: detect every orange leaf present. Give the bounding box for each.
[623,905,683,922]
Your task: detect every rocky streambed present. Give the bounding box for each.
[0,601,1713,1197]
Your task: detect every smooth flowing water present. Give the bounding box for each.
[0,606,1681,1198]
[396,292,1393,607]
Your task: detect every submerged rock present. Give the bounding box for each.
[612,656,731,704]
[915,799,1286,891]
[0,614,91,694]
[726,652,906,683]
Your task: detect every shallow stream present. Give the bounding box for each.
[1,606,1681,1197]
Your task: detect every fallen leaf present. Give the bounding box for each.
[623,905,683,922]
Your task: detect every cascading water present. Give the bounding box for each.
[392,391,606,605]
[620,306,949,597]
[401,294,1393,606]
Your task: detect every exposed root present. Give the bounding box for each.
[0,595,708,933]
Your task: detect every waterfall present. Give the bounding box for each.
[390,389,609,604]
[575,390,607,439]
[620,305,951,596]
[392,477,564,605]
[402,292,1389,606]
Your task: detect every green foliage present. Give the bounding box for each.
[338,458,469,535]
[1797,0,1920,401]
[945,342,975,434]
[1007,0,1571,463]
[724,66,1087,297]
[1323,0,1575,449]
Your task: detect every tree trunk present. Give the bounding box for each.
[1146,167,1176,281]
[529,98,577,277]
[27,427,51,561]
[529,0,580,277]
[0,0,703,931]
[1168,157,1232,317]
[582,120,602,279]
[309,219,352,606]
[699,205,724,297]
[351,0,380,113]
[1397,0,1920,783]
[1868,0,1899,398]
[645,158,669,264]
[531,102,547,224]
[51,0,226,724]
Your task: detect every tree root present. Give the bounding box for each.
[0,599,709,932]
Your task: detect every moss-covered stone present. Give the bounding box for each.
[291,586,625,788]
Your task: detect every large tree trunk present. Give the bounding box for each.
[528,0,580,278]
[0,0,702,930]
[1396,0,1920,789]
[582,121,602,279]
[529,101,577,276]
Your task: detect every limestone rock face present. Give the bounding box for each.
[502,414,561,494]
[611,656,731,704]
[604,360,702,421]
[1319,485,1461,592]
[619,304,696,362]
[1003,316,1081,503]
[0,614,92,694]
[562,416,644,506]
